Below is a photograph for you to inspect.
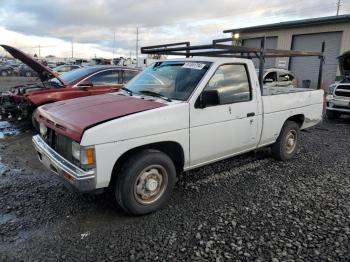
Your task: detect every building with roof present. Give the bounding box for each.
[224,15,350,88]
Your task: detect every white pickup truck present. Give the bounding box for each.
[32,57,324,215]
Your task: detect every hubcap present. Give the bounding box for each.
[134,165,168,205]
[285,130,297,154]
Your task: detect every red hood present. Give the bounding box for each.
[34,94,165,142]
[1,44,65,85]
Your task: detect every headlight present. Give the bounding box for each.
[72,141,95,169]
[39,122,47,137]
[72,141,81,161]
[326,94,334,101]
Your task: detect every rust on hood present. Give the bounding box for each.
[34,94,166,142]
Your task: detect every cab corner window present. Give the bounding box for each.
[204,64,251,105]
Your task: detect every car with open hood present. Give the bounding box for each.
[326,51,350,119]
[0,45,140,121]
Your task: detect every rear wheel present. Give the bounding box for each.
[326,110,341,120]
[114,150,176,215]
[1,70,8,77]
[271,121,300,161]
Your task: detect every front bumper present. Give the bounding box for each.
[32,135,97,192]
[326,96,350,115]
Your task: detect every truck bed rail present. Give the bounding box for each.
[141,38,325,92]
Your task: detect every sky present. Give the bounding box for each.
[0,0,349,59]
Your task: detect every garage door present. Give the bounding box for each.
[242,37,278,68]
[290,32,342,89]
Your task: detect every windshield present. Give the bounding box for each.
[125,61,212,101]
[49,67,100,86]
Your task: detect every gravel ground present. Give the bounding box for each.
[0,117,349,261]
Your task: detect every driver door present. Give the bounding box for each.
[190,64,259,167]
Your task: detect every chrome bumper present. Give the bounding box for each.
[326,107,350,114]
[326,96,350,114]
[32,135,97,192]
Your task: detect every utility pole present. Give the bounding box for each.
[38,45,41,58]
[136,27,139,67]
[71,39,74,58]
[336,0,342,16]
[112,31,116,61]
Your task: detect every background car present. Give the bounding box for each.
[259,68,298,88]
[18,64,37,77]
[1,43,142,122]
[0,64,14,76]
[53,64,81,74]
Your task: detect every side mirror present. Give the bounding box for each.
[195,90,220,109]
[78,81,93,90]
[264,78,274,83]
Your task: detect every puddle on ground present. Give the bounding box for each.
[0,121,23,139]
[0,213,17,225]
[0,161,9,173]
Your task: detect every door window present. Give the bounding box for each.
[122,70,139,83]
[86,70,119,85]
[204,64,251,105]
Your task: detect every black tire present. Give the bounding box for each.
[271,121,300,161]
[326,110,341,120]
[25,71,32,77]
[114,149,177,215]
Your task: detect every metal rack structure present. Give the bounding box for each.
[141,37,325,91]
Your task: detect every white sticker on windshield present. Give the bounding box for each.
[182,62,206,70]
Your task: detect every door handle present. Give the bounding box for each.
[247,112,255,117]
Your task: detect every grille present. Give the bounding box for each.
[335,85,350,97]
[44,127,73,162]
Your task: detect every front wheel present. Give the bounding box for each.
[271,121,300,161]
[114,150,177,215]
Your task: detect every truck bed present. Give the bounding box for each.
[258,87,324,147]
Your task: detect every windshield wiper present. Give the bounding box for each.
[138,90,172,102]
[120,87,133,96]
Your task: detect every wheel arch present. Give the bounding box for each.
[109,141,185,186]
[285,114,305,128]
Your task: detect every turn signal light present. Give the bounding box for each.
[86,148,95,165]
